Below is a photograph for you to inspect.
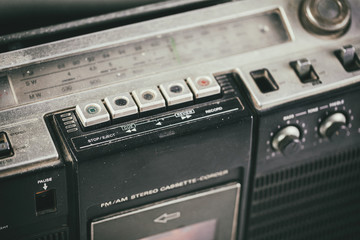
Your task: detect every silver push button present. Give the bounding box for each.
[159,80,193,106]
[75,100,110,127]
[104,93,138,120]
[186,75,221,99]
[132,87,166,113]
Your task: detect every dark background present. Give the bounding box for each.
[0,0,165,36]
[0,0,231,53]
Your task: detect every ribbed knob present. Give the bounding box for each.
[319,112,348,139]
[272,126,302,155]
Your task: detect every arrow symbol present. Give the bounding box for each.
[43,183,48,190]
[181,115,192,120]
[156,122,162,126]
[126,128,137,133]
[154,212,181,223]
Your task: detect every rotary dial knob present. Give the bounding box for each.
[300,0,351,37]
[319,112,348,139]
[272,126,302,155]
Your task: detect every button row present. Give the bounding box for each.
[75,75,221,128]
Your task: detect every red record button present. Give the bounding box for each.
[197,78,211,87]
[187,75,220,99]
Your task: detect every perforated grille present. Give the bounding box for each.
[248,148,360,240]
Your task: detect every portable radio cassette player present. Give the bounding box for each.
[0,0,359,240]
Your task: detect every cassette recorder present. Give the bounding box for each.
[0,0,359,240]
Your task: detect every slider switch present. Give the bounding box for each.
[290,58,319,84]
[0,132,12,158]
[335,45,360,72]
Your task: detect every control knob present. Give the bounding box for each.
[319,112,348,139]
[272,126,302,156]
[300,0,351,37]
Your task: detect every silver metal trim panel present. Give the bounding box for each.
[0,0,359,173]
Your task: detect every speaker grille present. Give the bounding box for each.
[248,148,360,240]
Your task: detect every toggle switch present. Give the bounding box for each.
[335,45,360,72]
[290,58,320,84]
[340,45,356,66]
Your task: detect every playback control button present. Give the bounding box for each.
[186,75,221,99]
[0,132,12,158]
[159,80,193,107]
[104,92,138,121]
[76,100,110,128]
[132,87,166,115]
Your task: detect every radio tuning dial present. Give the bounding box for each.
[319,112,348,139]
[272,126,302,156]
[300,0,351,37]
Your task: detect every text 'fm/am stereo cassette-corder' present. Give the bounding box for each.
[0,0,360,239]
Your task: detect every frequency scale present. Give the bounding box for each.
[0,10,290,109]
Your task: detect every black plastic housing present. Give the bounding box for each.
[50,73,254,240]
[243,81,360,240]
[0,163,69,240]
